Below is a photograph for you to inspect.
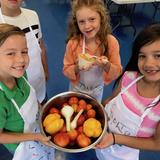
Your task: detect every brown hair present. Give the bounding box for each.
[67,0,112,56]
[0,23,25,47]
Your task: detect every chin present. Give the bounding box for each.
[14,72,25,78]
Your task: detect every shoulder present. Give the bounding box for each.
[106,34,119,50]
[21,8,39,20]
[122,71,138,86]
[21,8,38,17]
[107,34,119,44]
[66,38,80,50]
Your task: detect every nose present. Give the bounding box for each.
[144,57,155,67]
[15,53,25,63]
[84,21,90,29]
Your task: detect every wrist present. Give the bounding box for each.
[103,62,111,72]
[75,64,79,74]
[111,132,115,145]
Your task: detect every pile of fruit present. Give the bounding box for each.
[42,96,103,149]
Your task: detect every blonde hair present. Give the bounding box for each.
[67,0,112,56]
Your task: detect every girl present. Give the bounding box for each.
[63,0,122,102]
[0,24,55,160]
[95,23,160,160]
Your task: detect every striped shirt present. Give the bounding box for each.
[121,71,160,137]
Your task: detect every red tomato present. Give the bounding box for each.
[49,107,60,114]
[68,96,79,105]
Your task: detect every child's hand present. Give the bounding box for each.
[95,132,114,149]
[96,56,108,66]
[35,133,52,147]
[95,56,110,72]
[78,64,93,71]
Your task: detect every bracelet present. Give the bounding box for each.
[111,132,115,145]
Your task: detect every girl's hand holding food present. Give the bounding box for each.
[96,56,110,72]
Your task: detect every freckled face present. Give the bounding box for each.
[76,7,101,41]
[138,40,160,83]
[0,35,29,79]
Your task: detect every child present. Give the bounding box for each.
[0,23,55,160]
[0,0,49,104]
[63,0,122,102]
[95,23,160,160]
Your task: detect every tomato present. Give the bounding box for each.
[49,107,60,114]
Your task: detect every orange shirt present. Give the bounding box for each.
[63,34,122,84]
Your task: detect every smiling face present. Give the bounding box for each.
[76,7,101,41]
[0,35,29,80]
[138,40,160,83]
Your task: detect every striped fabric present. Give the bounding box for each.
[121,71,160,137]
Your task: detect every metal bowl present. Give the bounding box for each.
[39,91,107,153]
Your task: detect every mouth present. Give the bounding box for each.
[12,66,25,71]
[8,0,18,4]
[145,69,160,73]
[144,69,160,76]
[85,29,94,34]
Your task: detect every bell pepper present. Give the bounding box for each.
[83,118,102,138]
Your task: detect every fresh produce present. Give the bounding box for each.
[53,132,70,147]
[86,109,96,118]
[77,114,85,126]
[42,95,104,149]
[61,105,74,131]
[49,107,60,114]
[77,133,91,147]
[68,96,79,105]
[43,113,61,127]
[83,118,102,138]
[67,129,78,141]
[70,109,84,129]
[43,113,64,134]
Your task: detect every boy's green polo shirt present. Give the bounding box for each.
[0,76,30,152]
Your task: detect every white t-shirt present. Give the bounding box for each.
[1,8,42,41]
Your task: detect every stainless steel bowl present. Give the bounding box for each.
[39,91,107,153]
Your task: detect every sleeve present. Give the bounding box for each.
[103,35,122,84]
[121,71,137,88]
[0,104,7,129]
[63,40,79,84]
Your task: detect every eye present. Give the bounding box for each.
[138,54,145,59]
[22,50,28,55]
[6,52,15,56]
[89,18,95,22]
[154,53,160,59]
[78,20,85,25]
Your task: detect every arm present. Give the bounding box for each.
[103,35,122,84]
[0,129,51,147]
[102,79,122,106]
[96,122,160,151]
[63,40,80,84]
[40,38,49,81]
